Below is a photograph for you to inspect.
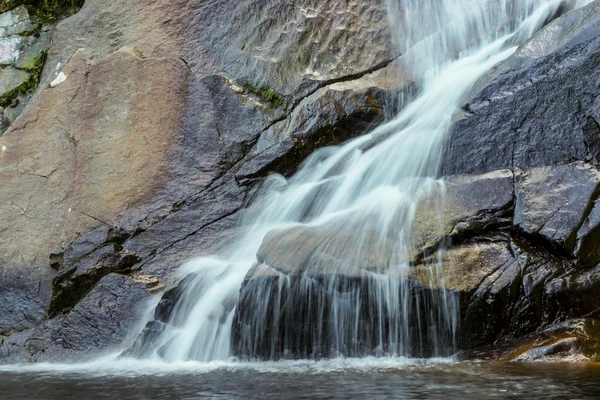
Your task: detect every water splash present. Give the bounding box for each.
[132,0,589,362]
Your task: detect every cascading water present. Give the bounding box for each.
[130,0,592,362]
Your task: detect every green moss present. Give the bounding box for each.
[242,82,286,109]
[1,0,84,22]
[0,50,45,107]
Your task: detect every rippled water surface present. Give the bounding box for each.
[1,359,599,399]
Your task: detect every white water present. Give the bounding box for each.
[129,0,591,363]
[0,354,455,377]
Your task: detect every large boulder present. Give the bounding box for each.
[235,162,600,360]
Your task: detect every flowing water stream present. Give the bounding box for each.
[129,0,594,363]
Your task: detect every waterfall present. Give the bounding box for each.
[130,0,589,362]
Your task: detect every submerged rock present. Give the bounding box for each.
[462,318,600,362]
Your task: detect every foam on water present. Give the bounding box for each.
[0,355,456,377]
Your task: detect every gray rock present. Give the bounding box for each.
[49,273,152,355]
[236,74,404,183]
[0,67,29,99]
[0,6,33,38]
[441,1,600,176]
[514,162,600,252]
[0,267,50,336]
[0,35,23,65]
[14,31,49,70]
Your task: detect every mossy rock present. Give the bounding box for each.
[0,50,44,107]
[1,0,83,22]
[242,82,287,109]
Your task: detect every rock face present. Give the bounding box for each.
[0,0,408,362]
[231,1,600,361]
[442,1,600,176]
[1,0,600,364]
[0,273,154,362]
[0,6,51,133]
[436,1,600,361]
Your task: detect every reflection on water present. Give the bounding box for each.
[0,359,599,399]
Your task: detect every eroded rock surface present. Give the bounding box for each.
[0,0,407,362]
[434,1,600,361]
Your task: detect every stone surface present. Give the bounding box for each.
[0,0,405,362]
[2,0,600,363]
[514,163,600,252]
[462,318,600,362]
[0,6,51,135]
[442,0,600,176]
[243,159,600,356]
[14,31,49,70]
[0,6,32,38]
[251,169,515,281]
[0,67,29,97]
[422,1,600,358]
[0,36,23,65]
[0,273,154,362]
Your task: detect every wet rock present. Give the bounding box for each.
[411,169,515,258]
[234,169,518,359]
[49,243,141,317]
[123,272,199,358]
[442,1,600,175]
[253,169,515,279]
[234,263,458,359]
[462,318,600,362]
[0,0,409,363]
[5,0,600,364]
[411,242,514,293]
[0,268,49,336]
[236,65,410,182]
[50,274,152,354]
[514,162,600,253]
